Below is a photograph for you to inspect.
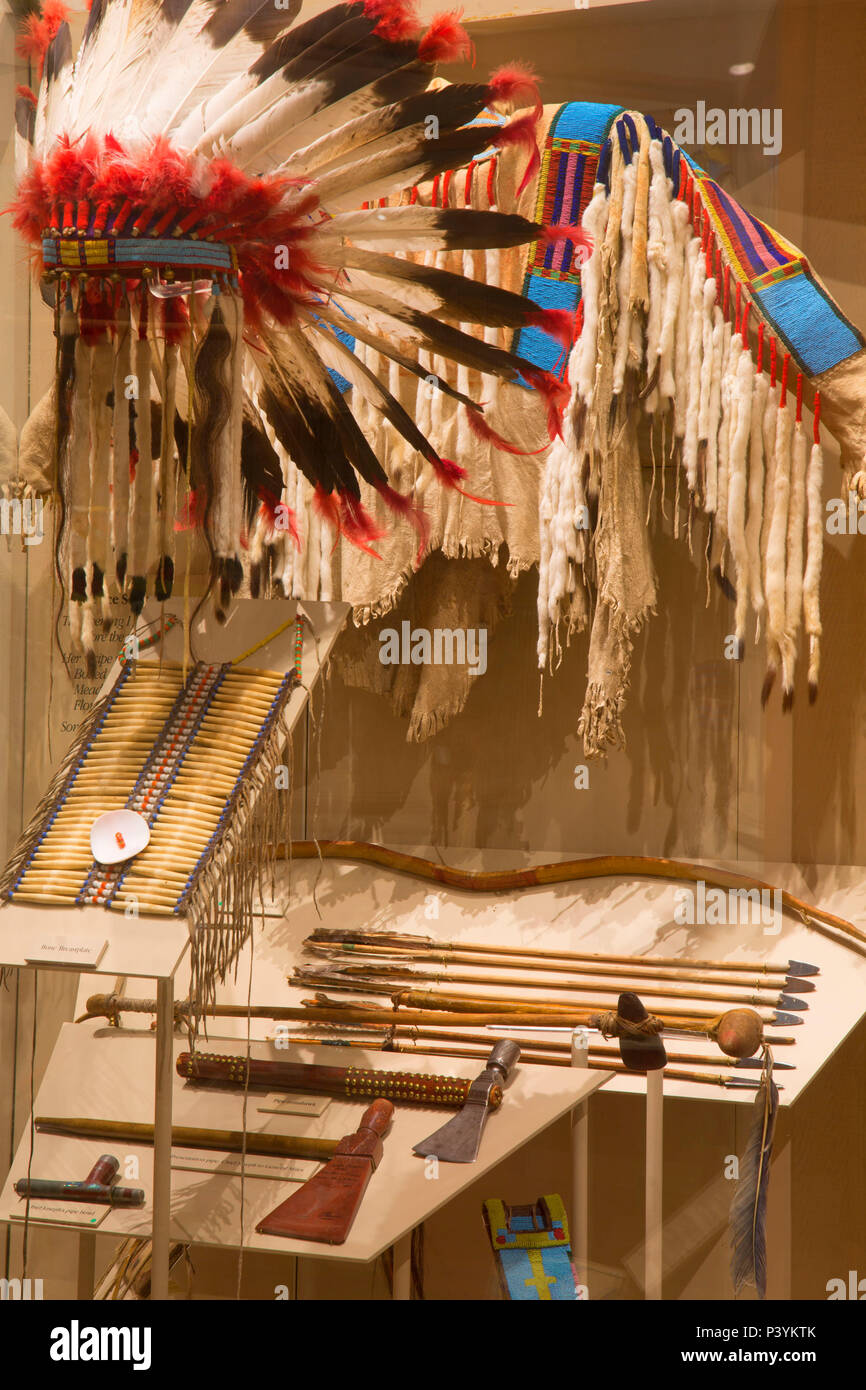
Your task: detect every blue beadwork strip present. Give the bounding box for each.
[42,236,233,271]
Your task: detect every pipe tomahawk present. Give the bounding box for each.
[256,1099,393,1245]
[413,1041,520,1163]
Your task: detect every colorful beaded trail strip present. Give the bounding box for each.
[512,102,864,382]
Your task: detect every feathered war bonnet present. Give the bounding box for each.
[11,0,587,672]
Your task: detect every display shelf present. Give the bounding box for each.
[0,1022,610,1268]
[160,849,866,1108]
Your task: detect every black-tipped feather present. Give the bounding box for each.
[248,2,368,83]
[312,301,479,410]
[730,1047,779,1300]
[312,120,519,209]
[202,0,302,50]
[307,313,455,472]
[337,247,561,330]
[241,403,284,525]
[320,206,548,252]
[282,83,491,178]
[332,284,542,383]
[264,326,388,492]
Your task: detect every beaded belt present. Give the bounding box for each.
[483,1195,577,1301]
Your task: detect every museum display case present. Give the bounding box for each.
[0,0,864,1326]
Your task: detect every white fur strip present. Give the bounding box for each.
[803,439,824,692]
[704,309,724,514]
[481,160,503,408]
[727,348,754,641]
[279,453,299,597]
[111,306,132,573]
[574,184,610,404]
[760,380,781,566]
[128,330,152,581]
[764,400,794,681]
[745,371,769,630]
[89,341,114,605]
[674,234,698,439]
[318,497,334,601]
[660,201,689,402]
[782,419,808,693]
[683,241,704,489]
[645,142,669,412]
[697,278,717,456]
[715,325,737,554]
[538,342,590,665]
[612,161,638,394]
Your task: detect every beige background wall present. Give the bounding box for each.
[1,0,865,1299]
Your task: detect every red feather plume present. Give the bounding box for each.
[488,64,542,119]
[16,1,69,80]
[418,10,474,65]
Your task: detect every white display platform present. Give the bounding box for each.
[0,599,348,978]
[0,1022,609,1265]
[156,849,866,1107]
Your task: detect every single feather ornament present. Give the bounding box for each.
[729,1045,779,1300]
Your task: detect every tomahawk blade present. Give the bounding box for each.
[413,1102,488,1164]
[412,1039,520,1163]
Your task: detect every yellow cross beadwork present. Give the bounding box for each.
[524,1250,557,1300]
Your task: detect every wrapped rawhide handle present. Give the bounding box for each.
[176,1051,498,1110]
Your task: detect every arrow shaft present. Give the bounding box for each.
[302,964,784,1009]
[307,940,795,989]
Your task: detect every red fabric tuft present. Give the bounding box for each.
[338,493,386,559]
[363,0,419,43]
[161,296,188,348]
[526,307,575,354]
[375,482,430,567]
[16,85,37,106]
[520,365,569,439]
[259,494,300,549]
[464,405,548,457]
[418,10,474,65]
[175,490,205,531]
[541,223,593,268]
[487,63,542,119]
[16,1,69,80]
[494,112,541,197]
[432,454,509,507]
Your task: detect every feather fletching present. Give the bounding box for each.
[730,1048,779,1300]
